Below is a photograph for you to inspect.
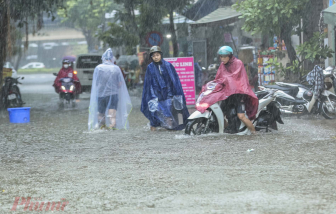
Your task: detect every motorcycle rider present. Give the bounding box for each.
[141,46,190,131]
[53,59,82,98]
[197,46,258,134]
[219,46,258,133]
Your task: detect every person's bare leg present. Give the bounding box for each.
[224,118,228,128]
[107,109,117,128]
[150,126,156,131]
[98,113,105,127]
[237,113,256,134]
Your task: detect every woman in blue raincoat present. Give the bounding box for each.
[141,46,190,131]
[88,48,132,130]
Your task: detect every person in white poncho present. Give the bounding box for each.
[88,48,132,130]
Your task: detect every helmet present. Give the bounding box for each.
[149,46,162,57]
[217,46,233,56]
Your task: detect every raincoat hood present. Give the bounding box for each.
[102,48,115,64]
[197,57,258,120]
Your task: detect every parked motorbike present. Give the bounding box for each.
[324,66,336,94]
[264,67,336,119]
[0,76,25,109]
[185,82,291,135]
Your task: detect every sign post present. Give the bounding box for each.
[164,57,196,106]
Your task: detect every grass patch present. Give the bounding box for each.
[17,68,59,74]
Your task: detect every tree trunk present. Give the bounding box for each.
[281,27,300,82]
[84,30,95,53]
[129,2,142,47]
[100,0,107,50]
[169,9,178,57]
[282,31,297,64]
[303,0,324,71]
[14,38,23,70]
[304,0,323,40]
[0,1,9,91]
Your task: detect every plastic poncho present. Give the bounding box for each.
[88,48,132,130]
[53,66,81,94]
[141,60,190,130]
[196,56,258,120]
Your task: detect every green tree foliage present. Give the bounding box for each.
[297,33,334,63]
[101,0,166,54]
[267,33,334,79]
[233,0,334,81]
[0,0,64,88]
[99,23,139,54]
[58,0,118,52]
[233,0,309,64]
[100,0,190,56]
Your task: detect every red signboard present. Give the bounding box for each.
[164,57,196,105]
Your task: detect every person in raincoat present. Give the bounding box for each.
[197,46,258,134]
[88,48,132,130]
[53,59,82,96]
[141,46,190,131]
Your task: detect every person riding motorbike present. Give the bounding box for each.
[53,59,82,97]
[197,46,259,134]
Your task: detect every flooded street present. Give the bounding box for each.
[1,76,336,213]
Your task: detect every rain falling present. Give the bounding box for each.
[1,0,336,213]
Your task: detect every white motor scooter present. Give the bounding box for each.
[185,82,295,135]
[264,66,336,119]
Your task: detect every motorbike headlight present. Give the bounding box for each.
[61,86,66,90]
[70,85,74,91]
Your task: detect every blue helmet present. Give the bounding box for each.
[217,46,233,56]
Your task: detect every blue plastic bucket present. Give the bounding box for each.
[7,107,31,123]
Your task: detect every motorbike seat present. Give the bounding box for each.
[293,99,307,104]
[265,85,299,97]
[290,83,311,90]
[276,96,307,105]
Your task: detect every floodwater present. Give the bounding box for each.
[1,78,336,213]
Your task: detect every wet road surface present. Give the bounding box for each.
[1,74,336,213]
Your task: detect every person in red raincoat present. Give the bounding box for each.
[53,59,82,96]
[196,46,258,134]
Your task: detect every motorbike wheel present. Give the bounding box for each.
[321,96,336,119]
[71,100,77,108]
[8,86,23,107]
[185,118,208,135]
[58,99,65,109]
